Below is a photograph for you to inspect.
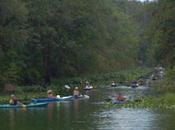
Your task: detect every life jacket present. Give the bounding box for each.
[9,98,17,105]
[117,95,125,101]
[73,90,80,96]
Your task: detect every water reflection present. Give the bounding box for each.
[47,103,57,122]
[1,86,175,130]
[94,108,159,130]
[9,109,17,130]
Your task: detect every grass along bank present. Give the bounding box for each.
[53,67,152,87]
[151,67,175,93]
[105,67,175,109]
[0,67,152,104]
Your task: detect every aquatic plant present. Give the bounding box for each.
[106,93,175,109]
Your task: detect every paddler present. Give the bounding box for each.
[9,94,24,106]
[116,93,125,101]
[73,87,80,98]
[47,89,56,98]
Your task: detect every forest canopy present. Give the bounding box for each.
[0,0,174,87]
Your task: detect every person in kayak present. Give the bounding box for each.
[9,94,24,105]
[116,93,125,101]
[9,94,18,105]
[111,81,117,87]
[47,90,56,98]
[73,87,80,98]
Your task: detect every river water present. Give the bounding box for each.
[0,85,175,130]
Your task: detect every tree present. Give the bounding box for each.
[150,0,175,67]
[0,0,28,86]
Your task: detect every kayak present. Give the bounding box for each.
[111,84,117,87]
[131,81,139,88]
[84,88,92,90]
[84,86,93,90]
[131,84,139,88]
[32,96,73,103]
[0,103,48,108]
[112,100,126,104]
[73,95,90,100]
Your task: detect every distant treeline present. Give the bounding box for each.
[147,0,175,68]
[0,0,174,87]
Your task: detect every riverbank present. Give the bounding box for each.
[132,67,175,109]
[0,67,151,103]
[151,67,175,93]
[53,67,152,86]
[107,67,175,109]
[107,93,175,109]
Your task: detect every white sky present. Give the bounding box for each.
[137,0,155,1]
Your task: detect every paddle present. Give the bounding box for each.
[64,85,71,89]
[18,102,27,107]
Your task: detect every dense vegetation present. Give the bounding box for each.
[148,0,175,68]
[148,0,175,91]
[107,93,175,109]
[0,0,174,90]
[0,0,141,88]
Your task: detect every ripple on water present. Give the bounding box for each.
[93,108,161,130]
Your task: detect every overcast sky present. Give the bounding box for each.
[137,0,155,2]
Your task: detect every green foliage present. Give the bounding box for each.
[0,0,153,87]
[107,93,175,109]
[152,67,175,93]
[0,0,28,88]
[0,63,21,84]
[151,80,175,94]
[52,68,152,87]
[148,0,175,67]
[166,66,175,81]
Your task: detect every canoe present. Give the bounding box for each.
[32,96,73,103]
[0,103,48,108]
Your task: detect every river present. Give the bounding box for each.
[0,85,175,130]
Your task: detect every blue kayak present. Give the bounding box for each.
[0,103,48,108]
[32,96,73,103]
